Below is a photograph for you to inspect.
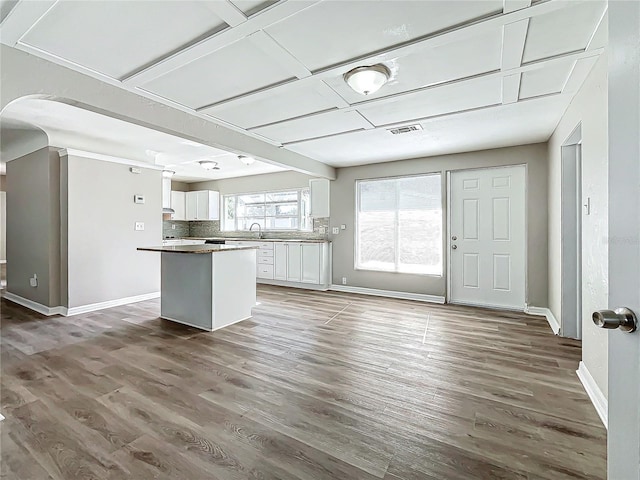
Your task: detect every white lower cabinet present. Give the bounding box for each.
[229,240,330,289]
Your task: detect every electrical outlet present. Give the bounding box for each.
[342,277,347,285]
[340,224,347,230]
[332,227,340,235]
[135,222,145,231]
[172,224,176,230]
[29,274,38,287]
[319,226,326,234]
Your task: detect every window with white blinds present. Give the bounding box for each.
[356,174,443,275]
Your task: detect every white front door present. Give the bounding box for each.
[607,2,640,478]
[449,165,526,309]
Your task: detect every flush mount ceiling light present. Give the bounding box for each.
[199,160,220,170]
[161,170,175,178]
[239,155,255,165]
[344,64,391,95]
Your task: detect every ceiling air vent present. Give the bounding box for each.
[387,124,423,135]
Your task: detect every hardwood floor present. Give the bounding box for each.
[1,285,606,479]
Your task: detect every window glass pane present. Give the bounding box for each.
[359,178,396,212]
[245,205,265,217]
[357,211,395,271]
[356,174,442,276]
[276,204,298,216]
[267,191,297,203]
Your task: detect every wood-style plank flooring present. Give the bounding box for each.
[1,285,606,479]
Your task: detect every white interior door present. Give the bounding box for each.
[606,2,640,477]
[449,165,526,309]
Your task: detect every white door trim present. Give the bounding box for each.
[446,164,528,310]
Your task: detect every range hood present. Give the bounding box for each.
[162,173,175,214]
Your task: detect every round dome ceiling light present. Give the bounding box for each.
[344,64,391,96]
[239,155,255,165]
[199,160,219,170]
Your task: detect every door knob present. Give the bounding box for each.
[592,307,637,332]
[452,236,457,241]
[451,245,458,250]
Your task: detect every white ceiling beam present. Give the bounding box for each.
[501,19,529,70]
[502,73,521,104]
[503,0,532,15]
[200,0,588,113]
[245,30,311,80]
[123,1,320,87]
[201,0,247,27]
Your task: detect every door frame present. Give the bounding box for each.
[445,164,528,310]
[560,124,583,339]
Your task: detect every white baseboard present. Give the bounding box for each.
[2,291,160,317]
[64,292,160,316]
[2,292,65,316]
[576,361,608,429]
[329,284,445,304]
[525,305,560,334]
[257,279,329,291]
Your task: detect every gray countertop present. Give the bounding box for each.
[138,244,259,254]
[178,236,330,244]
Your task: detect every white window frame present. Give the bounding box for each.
[222,188,311,232]
[355,173,443,277]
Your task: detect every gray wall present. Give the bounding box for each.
[330,143,548,305]
[548,54,608,396]
[0,175,6,191]
[6,147,60,306]
[171,180,189,192]
[63,153,162,308]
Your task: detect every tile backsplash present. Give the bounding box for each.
[163,218,330,240]
[162,220,189,238]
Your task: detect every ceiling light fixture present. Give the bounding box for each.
[199,160,219,170]
[344,64,391,95]
[239,155,255,165]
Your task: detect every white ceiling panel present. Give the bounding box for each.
[140,36,295,109]
[265,0,503,71]
[230,0,278,17]
[20,1,227,79]
[251,110,371,144]
[286,95,572,167]
[519,60,575,99]
[202,81,340,129]
[357,75,502,127]
[324,29,503,104]
[522,1,606,63]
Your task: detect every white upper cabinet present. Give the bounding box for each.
[171,191,186,220]
[309,178,330,218]
[186,190,219,220]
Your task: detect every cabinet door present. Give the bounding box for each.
[310,178,330,218]
[186,192,198,220]
[286,243,302,282]
[195,191,209,220]
[171,191,186,220]
[274,243,288,280]
[208,191,220,220]
[301,244,321,284]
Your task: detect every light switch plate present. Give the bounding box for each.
[332,227,340,234]
[135,222,145,231]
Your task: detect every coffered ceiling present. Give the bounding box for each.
[0,0,607,168]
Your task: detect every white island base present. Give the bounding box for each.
[156,247,257,331]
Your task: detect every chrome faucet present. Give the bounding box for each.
[249,222,263,239]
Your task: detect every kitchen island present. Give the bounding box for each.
[137,244,258,331]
